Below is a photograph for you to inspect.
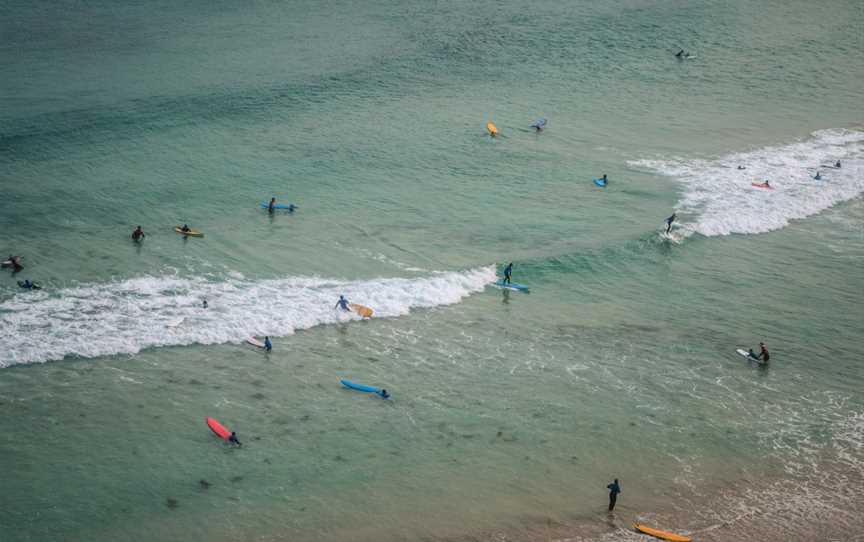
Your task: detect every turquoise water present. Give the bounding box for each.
[2,0,863,540]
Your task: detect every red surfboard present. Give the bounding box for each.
[751,182,774,190]
[206,417,231,440]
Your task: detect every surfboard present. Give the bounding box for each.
[341,379,388,397]
[736,348,764,363]
[247,337,266,348]
[530,118,547,129]
[593,178,608,187]
[494,280,529,291]
[349,304,373,318]
[634,524,691,542]
[17,281,40,290]
[175,227,203,236]
[2,257,21,268]
[260,203,297,210]
[486,121,499,136]
[751,182,774,190]
[660,231,681,244]
[206,417,231,440]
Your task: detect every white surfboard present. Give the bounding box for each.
[737,348,764,363]
[246,337,265,348]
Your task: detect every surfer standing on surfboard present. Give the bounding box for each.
[665,213,676,234]
[503,263,513,285]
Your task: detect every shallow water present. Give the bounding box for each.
[1,0,863,540]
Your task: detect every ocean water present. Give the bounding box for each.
[1,0,863,540]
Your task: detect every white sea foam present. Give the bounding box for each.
[0,266,496,367]
[631,129,864,237]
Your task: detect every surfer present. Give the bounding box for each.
[380,389,390,399]
[132,226,145,242]
[5,255,23,272]
[814,171,821,180]
[755,342,770,363]
[202,299,208,309]
[228,432,242,447]
[665,213,676,234]
[336,295,351,311]
[835,160,841,168]
[181,224,191,233]
[737,165,746,170]
[264,336,272,352]
[748,348,759,360]
[503,262,513,285]
[602,174,608,183]
[758,181,771,189]
[19,279,35,289]
[606,478,621,511]
[675,49,684,58]
[268,197,276,212]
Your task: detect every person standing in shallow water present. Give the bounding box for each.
[607,478,621,511]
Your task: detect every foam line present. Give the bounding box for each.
[631,129,864,237]
[0,266,496,367]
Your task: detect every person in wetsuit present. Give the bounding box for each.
[503,262,513,285]
[132,226,145,242]
[264,336,272,352]
[228,432,242,446]
[336,295,350,311]
[665,213,677,234]
[380,389,390,399]
[607,478,621,511]
[268,197,276,212]
[756,342,770,363]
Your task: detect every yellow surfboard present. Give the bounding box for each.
[634,524,691,542]
[174,226,203,237]
[349,303,373,318]
[486,121,498,136]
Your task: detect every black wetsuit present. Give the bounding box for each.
[607,480,621,511]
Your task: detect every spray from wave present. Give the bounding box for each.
[631,129,864,237]
[0,266,496,367]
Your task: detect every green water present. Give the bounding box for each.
[1,0,863,540]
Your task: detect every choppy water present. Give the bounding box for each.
[1,0,862,540]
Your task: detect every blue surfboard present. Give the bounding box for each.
[593,178,607,187]
[260,203,297,210]
[530,118,547,129]
[341,379,388,397]
[494,280,529,291]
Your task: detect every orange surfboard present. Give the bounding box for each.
[634,524,691,542]
[486,121,498,136]
[206,417,231,440]
[349,303,373,318]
